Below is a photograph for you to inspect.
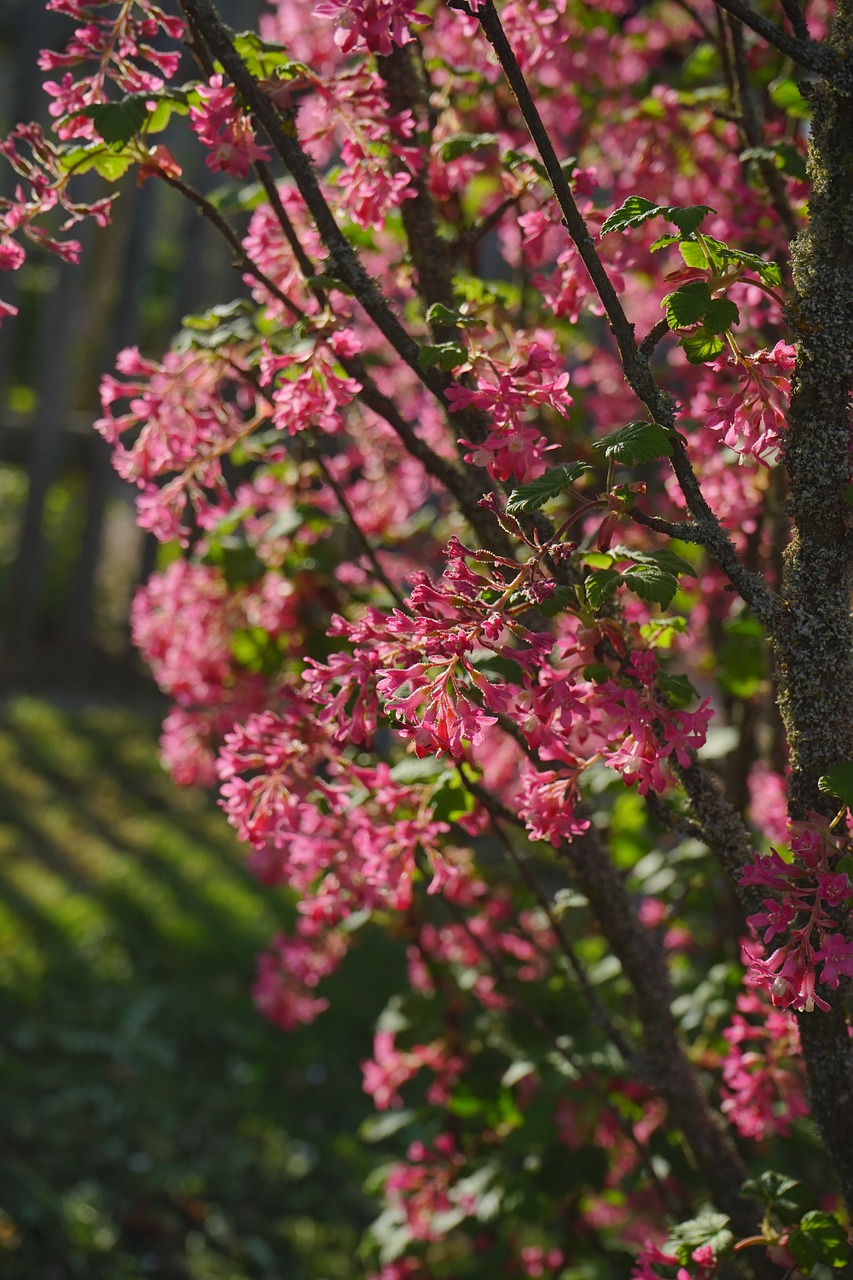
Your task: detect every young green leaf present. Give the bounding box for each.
[591,420,674,465]
[788,1212,849,1275]
[505,462,590,514]
[702,296,740,334]
[664,281,712,329]
[680,328,726,363]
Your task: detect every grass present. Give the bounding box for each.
[0,697,401,1279]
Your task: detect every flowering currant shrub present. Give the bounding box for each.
[8,0,853,1276]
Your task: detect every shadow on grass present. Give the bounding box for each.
[0,697,402,1280]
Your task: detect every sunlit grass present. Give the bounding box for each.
[0,697,400,1279]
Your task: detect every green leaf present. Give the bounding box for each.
[582,663,612,683]
[231,32,309,80]
[609,546,695,577]
[440,132,499,161]
[664,281,712,329]
[591,420,674,465]
[680,327,726,363]
[59,145,134,181]
[665,1207,733,1267]
[430,771,476,824]
[679,235,783,288]
[769,75,812,120]
[620,564,680,608]
[601,196,714,237]
[818,761,853,808]
[742,1172,807,1215]
[788,1212,850,1274]
[505,462,590,514]
[657,671,699,708]
[703,296,740,333]
[419,342,468,371]
[600,196,660,234]
[425,302,472,327]
[85,98,149,146]
[585,569,622,609]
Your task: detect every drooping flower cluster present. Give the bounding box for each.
[742,818,853,1012]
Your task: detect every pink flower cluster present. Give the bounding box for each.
[96,346,256,542]
[706,342,796,464]
[362,1030,464,1110]
[599,653,713,797]
[258,329,363,434]
[454,335,570,483]
[742,817,853,1012]
[39,0,183,141]
[0,121,114,320]
[189,74,272,178]
[719,988,807,1142]
[313,0,428,56]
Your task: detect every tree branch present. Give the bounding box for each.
[468,0,783,633]
[711,0,848,83]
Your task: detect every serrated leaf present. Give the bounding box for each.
[592,420,674,465]
[85,97,149,146]
[667,204,715,235]
[818,761,853,808]
[601,196,714,237]
[703,296,740,333]
[440,132,499,161]
[600,196,662,235]
[680,327,726,363]
[505,463,590,514]
[609,546,695,577]
[742,1171,806,1213]
[586,569,622,609]
[788,1212,850,1274]
[664,281,712,329]
[620,564,680,608]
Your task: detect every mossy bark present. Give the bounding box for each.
[779,2,853,1212]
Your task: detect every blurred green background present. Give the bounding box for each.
[0,5,397,1276]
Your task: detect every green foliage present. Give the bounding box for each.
[788,1212,850,1274]
[505,463,590,514]
[591,420,674,465]
[600,196,714,237]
